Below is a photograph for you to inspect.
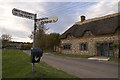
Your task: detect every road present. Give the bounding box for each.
[23,50,118,78]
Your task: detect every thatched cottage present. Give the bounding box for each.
[60,13,120,57]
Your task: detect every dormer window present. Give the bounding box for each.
[67,34,72,38]
[83,31,92,37]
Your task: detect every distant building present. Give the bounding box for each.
[4,42,32,50]
[8,42,23,49]
[60,13,120,57]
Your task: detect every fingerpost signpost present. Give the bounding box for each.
[12,8,58,73]
[36,16,58,24]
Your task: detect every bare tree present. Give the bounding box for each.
[1,34,12,41]
[1,34,12,48]
[29,24,48,40]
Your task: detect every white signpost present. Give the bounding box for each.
[12,8,58,73]
[12,8,35,20]
[36,16,58,24]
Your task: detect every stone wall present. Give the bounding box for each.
[60,34,119,57]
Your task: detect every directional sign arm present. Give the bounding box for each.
[12,8,35,20]
[36,16,58,24]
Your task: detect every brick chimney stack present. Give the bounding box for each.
[81,15,85,22]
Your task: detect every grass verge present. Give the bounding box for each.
[109,57,120,62]
[2,49,77,78]
[54,53,120,62]
[54,53,94,58]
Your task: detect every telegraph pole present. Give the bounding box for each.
[32,14,37,73]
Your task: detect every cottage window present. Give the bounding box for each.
[63,44,71,50]
[81,43,87,50]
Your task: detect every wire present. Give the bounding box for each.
[47,2,89,15]
[37,2,94,17]
[37,2,76,17]
[40,2,74,14]
[59,3,94,16]
[37,2,88,16]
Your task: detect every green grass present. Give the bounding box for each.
[54,53,120,62]
[2,49,77,78]
[54,53,94,58]
[43,49,52,53]
[109,57,120,62]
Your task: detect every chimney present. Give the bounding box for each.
[81,15,85,22]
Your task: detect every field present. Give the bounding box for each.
[2,49,77,78]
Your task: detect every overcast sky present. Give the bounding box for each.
[0,0,119,42]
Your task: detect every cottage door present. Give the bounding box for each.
[100,43,104,56]
[104,43,109,56]
[97,43,108,57]
[97,43,114,57]
[108,43,114,57]
[97,43,101,56]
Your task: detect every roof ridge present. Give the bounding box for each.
[74,12,120,25]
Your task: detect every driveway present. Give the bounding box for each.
[23,51,118,78]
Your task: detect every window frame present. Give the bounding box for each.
[80,42,88,51]
[67,34,72,38]
[63,44,71,50]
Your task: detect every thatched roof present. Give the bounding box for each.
[60,13,120,39]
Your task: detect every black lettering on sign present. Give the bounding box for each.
[23,14,26,17]
[38,18,48,21]
[23,15,27,18]
[21,11,25,14]
[28,16,31,19]
[28,13,33,15]
[19,13,23,17]
[53,20,56,22]
[41,21,44,24]
[42,18,48,20]
[14,8,20,12]
[27,16,32,19]
[44,21,47,23]
[49,20,52,23]
[12,11,18,15]
[12,8,35,20]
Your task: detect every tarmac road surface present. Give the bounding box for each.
[23,50,118,78]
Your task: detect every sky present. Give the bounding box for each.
[0,0,119,42]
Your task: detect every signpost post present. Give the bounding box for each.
[32,14,37,73]
[12,8,58,73]
[12,8,38,73]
